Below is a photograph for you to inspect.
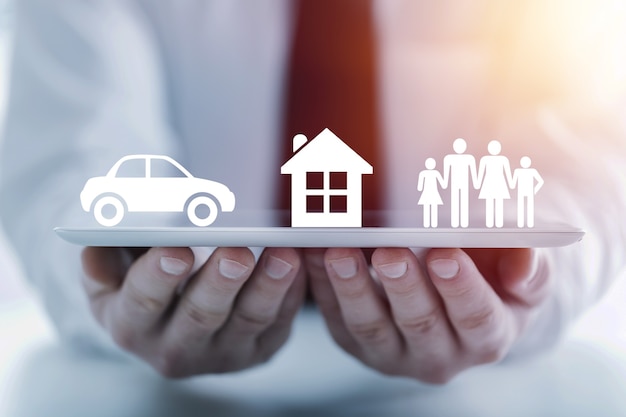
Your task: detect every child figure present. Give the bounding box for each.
[512,156,544,227]
[417,158,446,228]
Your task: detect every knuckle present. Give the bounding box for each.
[210,355,246,374]
[369,361,399,377]
[442,284,474,300]
[457,307,496,331]
[475,338,509,364]
[231,308,274,333]
[338,283,371,302]
[124,282,166,314]
[212,275,247,294]
[398,309,440,335]
[368,354,414,377]
[408,357,460,384]
[208,355,254,374]
[255,347,277,366]
[330,330,360,355]
[110,325,137,352]
[346,319,390,345]
[154,346,187,379]
[383,277,421,297]
[258,328,292,358]
[382,358,458,385]
[479,347,507,365]
[180,299,225,331]
[418,367,457,385]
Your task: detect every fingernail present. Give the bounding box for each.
[160,257,189,276]
[218,259,250,279]
[378,262,408,279]
[429,259,459,279]
[264,256,293,280]
[329,257,358,279]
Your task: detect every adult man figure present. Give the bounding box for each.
[443,138,478,228]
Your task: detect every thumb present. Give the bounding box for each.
[82,247,134,290]
[498,248,550,306]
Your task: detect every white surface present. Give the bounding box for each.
[54,226,585,248]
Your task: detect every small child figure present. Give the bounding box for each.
[512,156,544,227]
[417,158,446,228]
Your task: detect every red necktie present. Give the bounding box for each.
[280,0,382,226]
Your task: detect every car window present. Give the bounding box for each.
[150,158,188,178]
[115,158,146,177]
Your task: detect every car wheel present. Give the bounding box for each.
[187,195,218,227]
[94,196,125,227]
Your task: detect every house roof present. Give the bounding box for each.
[281,128,373,174]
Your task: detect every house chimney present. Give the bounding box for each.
[293,134,307,153]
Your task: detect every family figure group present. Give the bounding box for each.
[417,138,544,228]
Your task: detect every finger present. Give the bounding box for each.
[254,256,308,360]
[372,248,456,358]
[164,247,255,342]
[81,247,134,323]
[106,247,194,348]
[305,248,360,354]
[216,248,303,345]
[82,247,131,292]
[426,248,516,361]
[324,248,402,361]
[462,248,521,293]
[496,248,551,307]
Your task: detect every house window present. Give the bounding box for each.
[330,195,347,213]
[305,171,348,214]
[329,172,347,189]
[306,172,324,189]
[306,195,324,213]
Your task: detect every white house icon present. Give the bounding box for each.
[281,128,373,227]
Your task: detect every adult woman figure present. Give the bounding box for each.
[476,140,514,228]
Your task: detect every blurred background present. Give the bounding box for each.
[1,1,626,416]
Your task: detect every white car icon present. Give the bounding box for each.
[80,155,236,227]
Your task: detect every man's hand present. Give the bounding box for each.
[306,247,550,384]
[82,246,306,378]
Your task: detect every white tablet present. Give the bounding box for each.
[54,226,584,248]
